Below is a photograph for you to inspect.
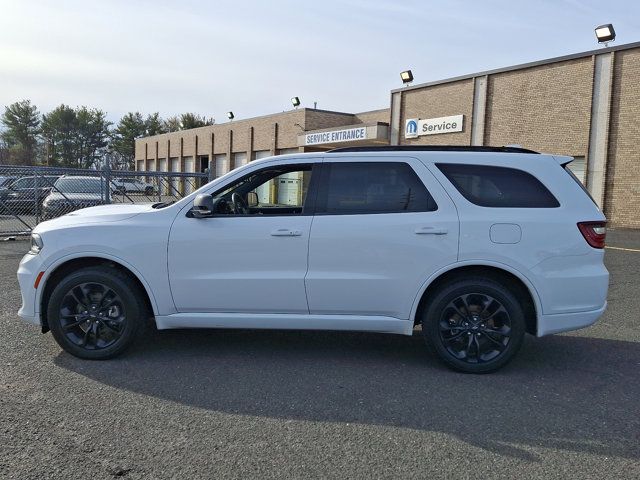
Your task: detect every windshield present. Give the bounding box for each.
[54,177,103,193]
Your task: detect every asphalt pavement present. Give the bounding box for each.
[1,230,639,479]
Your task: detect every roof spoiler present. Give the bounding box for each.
[553,155,574,167]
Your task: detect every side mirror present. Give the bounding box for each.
[192,194,215,218]
[247,191,258,208]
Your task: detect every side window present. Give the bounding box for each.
[12,178,35,189]
[317,162,437,214]
[212,165,314,215]
[436,163,559,208]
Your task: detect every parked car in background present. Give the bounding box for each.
[0,176,18,188]
[0,175,59,215]
[41,176,106,219]
[111,177,156,195]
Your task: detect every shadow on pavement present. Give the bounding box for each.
[54,328,640,462]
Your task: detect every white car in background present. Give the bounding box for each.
[17,146,609,373]
[111,177,157,196]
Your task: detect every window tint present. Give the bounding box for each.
[437,163,559,208]
[317,162,437,214]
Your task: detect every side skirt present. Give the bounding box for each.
[154,313,414,336]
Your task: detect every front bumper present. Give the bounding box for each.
[17,251,44,327]
[537,302,607,337]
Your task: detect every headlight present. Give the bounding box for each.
[29,233,43,254]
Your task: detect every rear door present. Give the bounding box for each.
[305,157,459,320]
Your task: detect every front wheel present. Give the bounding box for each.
[422,278,525,373]
[47,266,146,359]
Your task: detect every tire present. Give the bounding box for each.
[47,266,147,360]
[421,277,525,373]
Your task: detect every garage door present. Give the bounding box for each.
[234,152,248,169]
[277,172,303,205]
[170,157,179,194]
[278,148,299,155]
[183,157,195,193]
[253,150,271,161]
[215,154,228,178]
[568,156,586,185]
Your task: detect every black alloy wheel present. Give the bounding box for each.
[439,293,511,364]
[422,278,525,373]
[58,282,126,350]
[47,266,146,359]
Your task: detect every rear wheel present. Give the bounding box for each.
[47,266,146,359]
[422,278,525,373]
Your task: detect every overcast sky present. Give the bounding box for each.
[1,0,639,122]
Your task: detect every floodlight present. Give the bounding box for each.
[400,70,414,84]
[595,24,616,45]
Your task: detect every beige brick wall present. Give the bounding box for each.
[354,108,390,124]
[484,58,593,154]
[134,108,385,162]
[399,79,474,145]
[605,50,640,228]
[304,110,355,131]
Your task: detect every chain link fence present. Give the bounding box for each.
[0,165,209,236]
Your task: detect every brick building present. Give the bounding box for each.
[136,41,640,228]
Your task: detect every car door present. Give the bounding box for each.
[168,160,319,314]
[305,157,459,320]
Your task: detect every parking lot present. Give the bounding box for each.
[1,230,638,479]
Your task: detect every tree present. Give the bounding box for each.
[179,113,215,130]
[145,112,166,136]
[162,113,214,132]
[163,115,181,133]
[0,100,40,165]
[110,112,147,169]
[40,104,77,167]
[75,107,111,169]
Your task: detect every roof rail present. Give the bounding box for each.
[326,145,539,154]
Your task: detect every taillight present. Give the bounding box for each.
[578,221,607,249]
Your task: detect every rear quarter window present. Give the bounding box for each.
[436,163,559,208]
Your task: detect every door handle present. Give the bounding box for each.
[415,226,448,235]
[270,228,303,237]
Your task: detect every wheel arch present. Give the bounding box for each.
[38,253,158,333]
[411,262,542,335]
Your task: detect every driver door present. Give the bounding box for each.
[168,161,318,314]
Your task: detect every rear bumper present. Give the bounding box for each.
[537,302,607,337]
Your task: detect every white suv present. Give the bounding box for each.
[17,146,609,372]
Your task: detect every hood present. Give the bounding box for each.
[34,203,155,231]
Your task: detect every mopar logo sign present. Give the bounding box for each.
[405,119,418,138]
[405,115,464,138]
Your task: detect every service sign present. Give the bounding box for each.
[405,114,464,138]
[305,127,367,146]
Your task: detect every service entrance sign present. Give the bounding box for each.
[405,114,464,138]
[304,126,367,146]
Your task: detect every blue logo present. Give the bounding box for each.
[406,119,418,137]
